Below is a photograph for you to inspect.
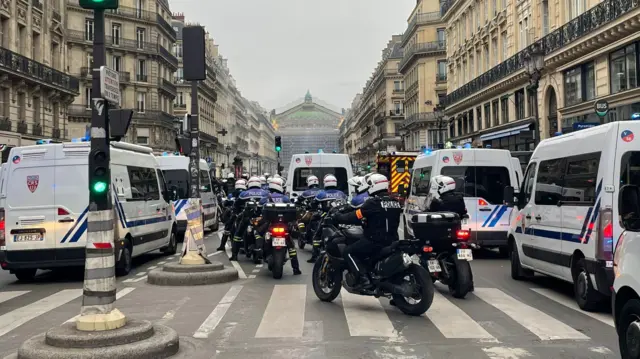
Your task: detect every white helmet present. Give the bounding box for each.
[263,172,270,177]
[348,176,368,194]
[431,175,456,195]
[247,176,261,189]
[307,175,319,187]
[241,173,249,180]
[259,176,267,185]
[323,174,338,189]
[366,173,389,195]
[234,179,247,191]
[227,173,235,179]
[268,177,285,194]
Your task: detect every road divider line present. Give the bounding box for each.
[252,269,260,273]
[426,291,496,340]
[340,288,397,338]
[65,288,136,323]
[530,288,614,327]
[248,275,256,279]
[224,245,246,278]
[0,289,82,337]
[207,251,222,257]
[136,272,146,277]
[474,288,590,340]
[147,265,157,270]
[256,285,306,338]
[193,285,243,338]
[0,290,30,305]
[256,264,264,268]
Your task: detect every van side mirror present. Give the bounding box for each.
[162,189,170,203]
[503,186,515,207]
[619,185,640,230]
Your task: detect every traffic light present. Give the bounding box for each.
[175,136,191,155]
[275,136,282,152]
[366,162,371,170]
[79,0,119,9]
[89,147,109,207]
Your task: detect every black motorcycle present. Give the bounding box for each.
[311,201,434,316]
[407,212,475,299]
[260,203,297,279]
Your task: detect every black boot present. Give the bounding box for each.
[291,257,302,275]
[230,240,240,261]
[216,231,229,251]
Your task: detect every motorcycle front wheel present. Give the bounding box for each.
[312,254,341,302]
[391,264,435,316]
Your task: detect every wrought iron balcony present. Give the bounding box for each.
[67,0,154,21]
[398,41,446,73]
[52,10,61,23]
[440,0,459,17]
[173,103,187,109]
[401,11,443,46]
[401,112,439,128]
[68,104,91,117]
[31,0,42,11]
[445,0,639,107]
[136,74,148,82]
[80,67,130,84]
[158,45,178,69]
[392,88,404,94]
[119,71,130,83]
[436,73,447,82]
[133,110,175,125]
[158,78,177,97]
[156,14,177,40]
[0,46,79,95]
[390,110,405,117]
[32,123,42,136]
[17,120,27,134]
[52,127,62,139]
[0,118,11,131]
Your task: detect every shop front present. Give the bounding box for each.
[479,122,535,151]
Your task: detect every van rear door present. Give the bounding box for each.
[5,148,56,254]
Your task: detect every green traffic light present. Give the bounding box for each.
[93,181,107,193]
[275,146,281,152]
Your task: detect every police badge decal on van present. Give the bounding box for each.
[27,175,39,193]
[453,152,463,165]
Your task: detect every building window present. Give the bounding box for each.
[394,102,403,114]
[111,24,121,45]
[136,128,149,145]
[85,19,94,41]
[437,60,446,79]
[469,56,474,78]
[136,92,145,112]
[501,32,508,61]
[501,97,508,125]
[492,38,498,66]
[112,55,121,72]
[519,21,523,50]
[492,100,499,127]
[173,43,182,58]
[393,81,402,90]
[610,44,637,94]
[568,0,586,20]
[564,62,595,106]
[476,107,482,130]
[135,0,144,18]
[136,28,145,49]
[84,87,92,108]
[484,103,490,129]
[484,45,489,71]
[542,0,550,35]
[484,0,488,21]
[137,59,146,81]
[515,90,525,120]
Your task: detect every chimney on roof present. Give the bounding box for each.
[172,12,184,21]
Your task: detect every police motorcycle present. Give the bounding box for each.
[293,177,322,250]
[260,202,298,279]
[311,200,435,316]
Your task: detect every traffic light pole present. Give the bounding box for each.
[79,8,125,330]
[189,81,200,199]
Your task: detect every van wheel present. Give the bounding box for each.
[510,243,533,280]
[618,299,640,359]
[498,246,509,258]
[161,231,177,255]
[573,258,603,311]
[14,269,37,282]
[116,245,132,277]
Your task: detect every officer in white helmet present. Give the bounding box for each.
[307,174,348,262]
[427,175,467,217]
[259,175,268,191]
[217,179,247,251]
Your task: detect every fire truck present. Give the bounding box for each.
[375,151,418,204]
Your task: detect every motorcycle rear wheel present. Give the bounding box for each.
[391,264,434,316]
[448,257,472,299]
[312,254,341,302]
[272,249,285,279]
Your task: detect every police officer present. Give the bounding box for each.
[223,173,236,195]
[217,179,247,251]
[257,177,301,275]
[229,176,269,261]
[307,174,347,263]
[427,175,467,217]
[329,173,402,289]
[348,175,370,209]
[259,175,269,191]
[297,175,322,240]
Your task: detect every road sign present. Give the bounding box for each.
[594,99,609,117]
[99,66,120,106]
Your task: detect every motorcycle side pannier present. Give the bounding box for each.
[410,212,461,252]
[263,203,297,222]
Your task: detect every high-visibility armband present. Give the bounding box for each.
[355,209,363,220]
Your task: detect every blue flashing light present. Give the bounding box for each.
[318,149,323,153]
[632,113,640,120]
[463,143,472,149]
[485,144,492,148]
[456,146,463,149]
[36,139,53,145]
[174,151,180,156]
[162,152,169,156]
[554,131,563,137]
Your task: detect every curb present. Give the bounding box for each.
[147,262,238,286]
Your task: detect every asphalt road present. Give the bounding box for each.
[0,228,621,359]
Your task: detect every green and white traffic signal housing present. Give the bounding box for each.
[79,0,119,9]
[275,136,282,152]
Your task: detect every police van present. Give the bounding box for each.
[405,148,522,254]
[507,121,640,311]
[155,154,218,241]
[0,140,176,281]
[286,153,354,198]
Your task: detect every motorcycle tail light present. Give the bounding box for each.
[270,226,286,235]
[456,229,470,241]
[422,246,433,253]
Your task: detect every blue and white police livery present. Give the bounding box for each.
[0,141,176,281]
[239,188,269,202]
[301,187,321,199]
[315,189,347,202]
[351,192,369,208]
[260,193,290,205]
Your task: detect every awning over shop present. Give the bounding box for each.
[480,123,531,141]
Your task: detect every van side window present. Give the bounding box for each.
[199,170,212,192]
[128,166,159,201]
[157,169,168,198]
[411,167,432,196]
[522,163,537,204]
[620,151,640,186]
[562,153,600,204]
[534,159,565,205]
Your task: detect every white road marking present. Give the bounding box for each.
[159,296,190,323]
[147,265,157,270]
[65,288,136,323]
[531,288,614,327]
[193,285,243,338]
[0,291,30,304]
[474,288,590,340]
[256,264,264,268]
[158,261,168,265]
[340,289,397,337]
[252,269,260,273]
[230,261,246,279]
[0,289,82,337]
[136,272,146,276]
[248,275,256,279]
[256,285,306,338]
[207,251,222,257]
[481,347,533,359]
[426,291,496,339]
[123,275,148,283]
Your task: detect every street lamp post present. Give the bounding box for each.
[524,43,545,146]
[434,104,445,146]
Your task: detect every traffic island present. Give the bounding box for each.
[13,319,179,359]
[147,261,238,286]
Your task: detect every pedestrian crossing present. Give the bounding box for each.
[0,283,617,358]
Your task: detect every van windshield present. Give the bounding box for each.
[292,167,348,192]
[621,152,640,186]
[163,169,189,199]
[440,166,510,204]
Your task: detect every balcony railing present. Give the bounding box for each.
[440,0,459,17]
[398,41,446,72]
[173,103,186,109]
[445,0,639,107]
[68,104,91,117]
[80,67,130,83]
[436,73,447,82]
[158,45,178,68]
[0,118,11,131]
[32,0,42,11]
[133,110,175,125]
[402,11,443,45]
[52,10,61,22]
[390,110,405,117]
[0,46,79,94]
[67,0,155,21]
[32,123,42,136]
[156,14,177,39]
[17,120,27,134]
[52,127,61,139]
[392,88,404,94]
[158,78,177,96]
[401,112,439,128]
[136,74,148,82]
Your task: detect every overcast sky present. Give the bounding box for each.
[171,0,416,111]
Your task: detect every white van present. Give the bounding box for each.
[508,121,639,311]
[286,153,354,197]
[0,141,176,281]
[155,154,218,240]
[405,148,522,254]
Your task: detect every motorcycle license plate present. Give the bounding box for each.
[272,237,286,247]
[457,248,473,261]
[427,259,441,273]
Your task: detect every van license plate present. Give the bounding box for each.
[272,237,286,247]
[457,248,473,261]
[14,234,43,242]
[427,259,441,273]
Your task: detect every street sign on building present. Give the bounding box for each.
[99,66,121,106]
